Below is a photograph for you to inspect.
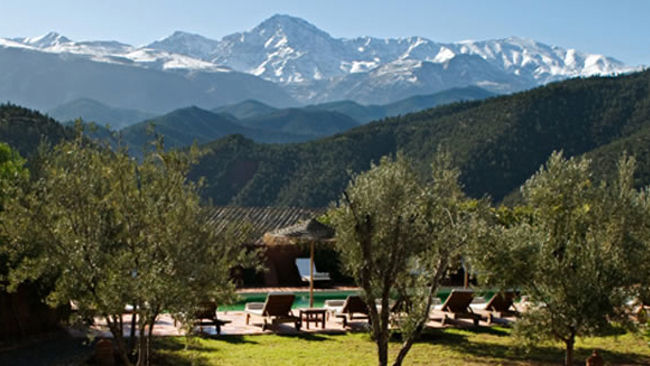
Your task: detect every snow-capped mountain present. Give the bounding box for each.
[148,31,220,61]
[148,14,639,103]
[0,32,296,112]
[0,14,640,108]
[6,31,229,73]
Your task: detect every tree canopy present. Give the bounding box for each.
[470,151,650,366]
[0,133,257,365]
[329,152,486,366]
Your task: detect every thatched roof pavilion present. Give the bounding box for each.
[206,206,328,286]
[206,206,324,244]
[263,218,335,306]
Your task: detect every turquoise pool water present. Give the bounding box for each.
[219,288,498,311]
[220,290,358,311]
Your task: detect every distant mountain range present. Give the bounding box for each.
[0,37,296,113]
[188,70,650,207]
[2,71,650,209]
[150,15,638,104]
[48,98,155,130]
[65,86,493,149]
[0,14,639,112]
[119,106,309,149]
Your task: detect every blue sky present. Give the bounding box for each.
[0,0,648,65]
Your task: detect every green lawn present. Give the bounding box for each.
[153,327,650,365]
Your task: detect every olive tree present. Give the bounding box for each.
[329,152,484,366]
[0,142,29,280]
[470,151,648,366]
[1,133,256,366]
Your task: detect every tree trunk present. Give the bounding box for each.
[136,322,147,366]
[393,336,414,366]
[128,301,137,354]
[376,333,389,366]
[564,336,575,366]
[393,262,445,366]
[106,314,133,366]
[145,312,157,366]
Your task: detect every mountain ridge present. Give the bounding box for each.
[148,14,638,103]
[188,70,650,207]
[1,14,638,108]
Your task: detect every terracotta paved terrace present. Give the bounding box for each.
[88,287,521,338]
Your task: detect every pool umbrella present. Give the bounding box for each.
[263,218,335,307]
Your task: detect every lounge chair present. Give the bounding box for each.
[295,258,331,282]
[324,295,369,327]
[245,293,301,331]
[430,289,481,326]
[193,301,231,335]
[471,290,519,324]
[174,301,231,335]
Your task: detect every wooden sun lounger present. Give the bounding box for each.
[430,289,480,326]
[479,290,519,324]
[173,301,231,335]
[324,295,369,327]
[245,293,301,331]
[193,301,230,335]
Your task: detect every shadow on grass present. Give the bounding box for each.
[387,326,509,344]
[596,324,628,337]
[383,326,649,365]
[0,331,93,366]
[447,326,511,337]
[152,350,210,366]
[275,333,331,342]
[154,337,189,352]
[418,330,649,365]
[153,336,257,366]
[155,335,258,350]
[204,335,258,344]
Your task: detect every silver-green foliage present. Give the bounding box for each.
[330,152,485,366]
[471,151,650,366]
[1,133,256,365]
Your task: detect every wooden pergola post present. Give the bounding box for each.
[309,241,314,308]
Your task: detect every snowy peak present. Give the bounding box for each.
[253,14,331,40]
[141,14,637,102]
[147,31,220,60]
[1,30,230,74]
[0,15,640,106]
[212,14,347,83]
[14,31,71,48]
[449,37,630,82]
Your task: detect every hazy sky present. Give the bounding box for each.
[1,0,648,65]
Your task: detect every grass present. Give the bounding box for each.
[153,327,650,365]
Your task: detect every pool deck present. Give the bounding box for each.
[86,300,520,338]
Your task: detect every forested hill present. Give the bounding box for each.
[0,104,70,157]
[191,70,650,207]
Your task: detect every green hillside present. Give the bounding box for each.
[304,100,385,124]
[48,98,155,129]
[120,106,307,149]
[191,71,650,207]
[238,108,359,138]
[305,86,495,123]
[0,103,70,157]
[380,86,495,118]
[213,100,278,120]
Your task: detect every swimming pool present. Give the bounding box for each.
[220,288,498,311]
[220,290,357,311]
